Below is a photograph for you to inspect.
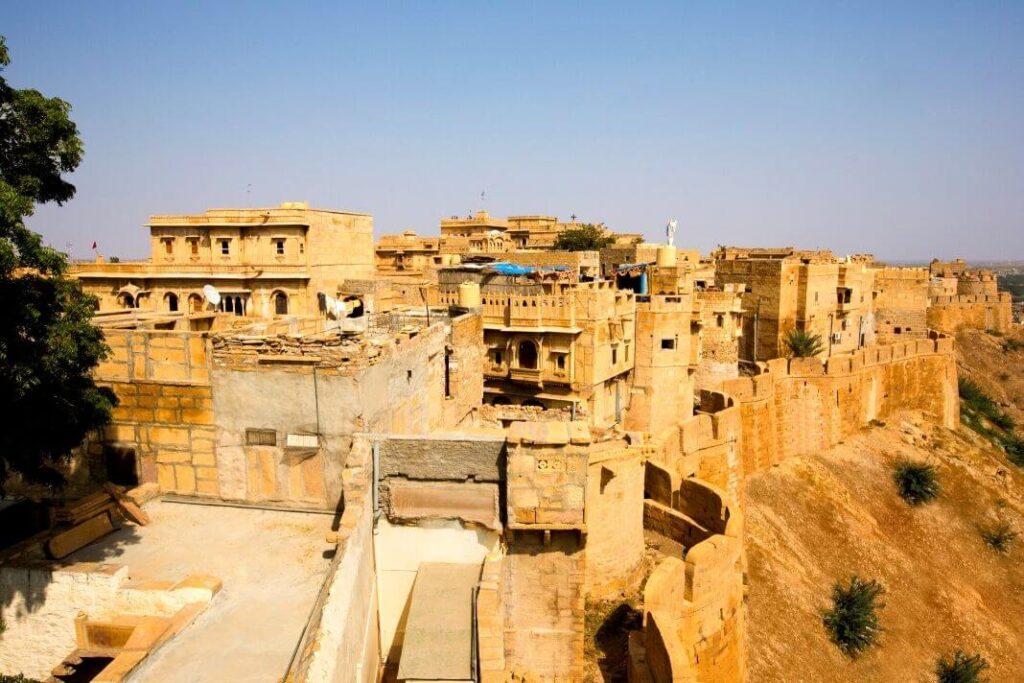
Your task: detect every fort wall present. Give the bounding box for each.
[721,332,958,476]
[927,293,1013,334]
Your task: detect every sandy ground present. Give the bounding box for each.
[69,499,335,683]
[745,412,1024,682]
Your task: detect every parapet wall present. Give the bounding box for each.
[927,293,1013,334]
[289,437,378,683]
[721,332,958,476]
[634,331,958,682]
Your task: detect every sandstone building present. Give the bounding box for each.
[713,247,876,361]
[71,202,374,318]
[8,202,1011,683]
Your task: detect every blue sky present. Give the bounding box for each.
[5,1,1024,260]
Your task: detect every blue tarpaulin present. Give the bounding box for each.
[488,262,568,275]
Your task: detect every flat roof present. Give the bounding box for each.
[67,499,334,683]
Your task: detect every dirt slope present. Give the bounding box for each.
[956,327,1024,426]
[745,412,1024,682]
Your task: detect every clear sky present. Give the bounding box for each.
[5,1,1024,261]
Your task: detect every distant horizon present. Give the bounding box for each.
[6,1,1024,262]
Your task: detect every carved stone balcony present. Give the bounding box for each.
[509,367,543,386]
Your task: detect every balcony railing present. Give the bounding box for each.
[509,367,543,386]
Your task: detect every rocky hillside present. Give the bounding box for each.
[745,328,1024,682]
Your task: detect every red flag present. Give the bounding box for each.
[91,241,97,250]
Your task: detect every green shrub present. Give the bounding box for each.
[936,650,989,683]
[0,675,43,683]
[1000,433,1024,467]
[959,378,996,415]
[980,520,1017,554]
[893,460,940,505]
[785,328,825,358]
[823,576,885,656]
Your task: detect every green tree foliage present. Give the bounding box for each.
[0,37,114,491]
[936,650,990,683]
[553,223,613,251]
[823,576,885,656]
[784,328,824,358]
[892,460,940,506]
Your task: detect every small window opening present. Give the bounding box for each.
[661,338,675,350]
[275,239,285,255]
[246,429,277,446]
[220,239,230,255]
[190,239,199,255]
[556,355,566,370]
[494,350,504,365]
[164,240,173,255]
[612,347,618,365]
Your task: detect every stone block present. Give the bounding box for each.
[157,464,176,491]
[174,465,196,493]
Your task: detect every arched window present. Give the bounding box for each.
[117,293,135,309]
[233,296,244,316]
[165,292,179,312]
[274,291,289,315]
[517,340,538,369]
[188,294,203,313]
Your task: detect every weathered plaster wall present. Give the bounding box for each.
[0,563,215,681]
[290,439,379,683]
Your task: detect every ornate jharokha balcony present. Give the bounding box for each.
[509,366,543,386]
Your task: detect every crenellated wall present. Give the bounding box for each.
[721,332,958,476]
[927,293,1013,334]
[631,330,958,683]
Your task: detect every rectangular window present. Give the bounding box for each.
[190,239,199,255]
[275,239,285,255]
[164,240,173,255]
[220,239,230,255]
[494,350,503,365]
[245,428,277,446]
[612,347,618,365]
[661,338,675,350]
[556,355,565,370]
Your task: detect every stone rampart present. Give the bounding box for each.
[927,292,1013,334]
[636,475,746,682]
[721,332,958,475]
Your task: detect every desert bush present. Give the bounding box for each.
[936,650,989,683]
[1002,338,1023,353]
[785,328,824,358]
[893,460,940,505]
[980,520,1017,554]
[823,576,885,656]
[0,675,43,683]
[1000,433,1024,467]
[986,328,1003,337]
